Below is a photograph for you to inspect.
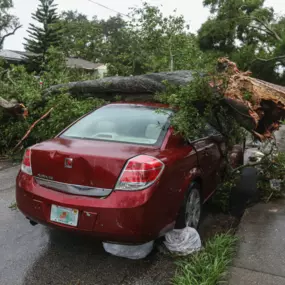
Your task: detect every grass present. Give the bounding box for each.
[172,233,237,285]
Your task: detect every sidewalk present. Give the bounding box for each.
[229,201,285,285]
[276,125,285,152]
[229,125,285,285]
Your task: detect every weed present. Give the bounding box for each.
[242,90,253,102]
[9,202,18,211]
[172,233,237,285]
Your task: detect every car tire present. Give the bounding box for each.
[230,167,259,217]
[175,182,202,229]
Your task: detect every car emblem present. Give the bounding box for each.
[64,158,73,169]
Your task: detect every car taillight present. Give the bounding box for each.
[115,155,165,191]
[21,148,33,175]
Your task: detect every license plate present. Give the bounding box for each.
[50,205,79,227]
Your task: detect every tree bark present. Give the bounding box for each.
[0,97,28,118]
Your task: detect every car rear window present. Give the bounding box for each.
[61,104,172,145]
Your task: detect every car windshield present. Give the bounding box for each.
[61,104,172,145]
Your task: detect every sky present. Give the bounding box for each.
[4,0,285,51]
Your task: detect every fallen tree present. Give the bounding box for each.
[43,71,197,100]
[0,97,28,119]
[216,58,285,140]
[44,59,285,140]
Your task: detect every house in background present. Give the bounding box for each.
[66,57,107,78]
[0,50,107,78]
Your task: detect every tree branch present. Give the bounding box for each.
[251,17,282,42]
[12,107,54,152]
[232,140,276,174]
[252,55,285,64]
[247,25,273,35]
[0,25,22,47]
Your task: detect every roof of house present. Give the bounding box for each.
[0,50,105,70]
[66,57,105,70]
[0,50,24,61]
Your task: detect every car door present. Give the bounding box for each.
[191,124,225,198]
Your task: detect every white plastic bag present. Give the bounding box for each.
[103,241,154,260]
[164,227,201,256]
[270,179,283,191]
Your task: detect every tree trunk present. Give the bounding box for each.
[0,97,28,118]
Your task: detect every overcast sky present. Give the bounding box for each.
[4,0,285,51]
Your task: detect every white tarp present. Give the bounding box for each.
[164,227,202,256]
[103,227,202,259]
[103,241,154,260]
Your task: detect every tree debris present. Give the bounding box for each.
[0,97,28,118]
[12,107,54,152]
[216,58,285,140]
[44,59,285,140]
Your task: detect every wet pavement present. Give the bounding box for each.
[0,164,176,285]
[229,201,285,285]
[229,125,285,285]
[276,125,285,152]
[0,162,237,285]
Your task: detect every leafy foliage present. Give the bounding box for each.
[60,11,106,62]
[158,74,246,146]
[258,151,285,201]
[24,0,63,72]
[59,3,212,76]
[199,0,285,84]
[0,50,103,155]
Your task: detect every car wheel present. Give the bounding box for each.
[230,167,258,217]
[176,183,202,229]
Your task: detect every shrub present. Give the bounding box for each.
[0,51,104,155]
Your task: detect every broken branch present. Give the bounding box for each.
[0,96,28,118]
[12,107,54,152]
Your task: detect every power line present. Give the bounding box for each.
[86,0,130,18]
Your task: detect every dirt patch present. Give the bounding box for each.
[199,211,239,242]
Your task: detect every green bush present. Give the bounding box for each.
[0,52,104,155]
[258,152,285,201]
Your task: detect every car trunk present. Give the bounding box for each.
[31,137,158,190]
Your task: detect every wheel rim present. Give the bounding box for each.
[185,188,201,228]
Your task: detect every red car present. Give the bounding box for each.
[16,103,243,243]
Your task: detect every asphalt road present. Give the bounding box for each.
[0,164,177,285]
[0,163,236,285]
